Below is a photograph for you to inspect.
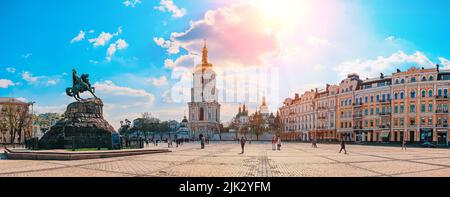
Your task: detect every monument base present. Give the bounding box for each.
[39,98,117,149]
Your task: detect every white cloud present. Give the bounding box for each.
[21,71,43,83]
[123,0,141,7]
[439,57,450,69]
[89,60,99,64]
[162,89,173,103]
[16,97,29,103]
[335,51,434,79]
[153,37,180,54]
[306,36,330,47]
[46,80,58,86]
[312,64,325,72]
[70,30,86,43]
[0,79,14,88]
[115,39,128,50]
[113,26,123,36]
[6,67,16,73]
[92,80,156,129]
[150,76,169,86]
[106,44,117,61]
[88,32,113,47]
[21,71,60,85]
[34,104,67,114]
[22,53,32,59]
[164,59,175,68]
[164,55,194,69]
[385,36,396,42]
[154,0,186,18]
[94,80,156,107]
[165,2,284,66]
[106,39,128,61]
[88,30,95,34]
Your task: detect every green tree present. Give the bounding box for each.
[158,121,170,140]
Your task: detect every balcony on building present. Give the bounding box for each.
[352,102,362,107]
[379,124,391,129]
[435,109,449,114]
[353,114,363,119]
[379,111,392,116]
[436,124,449,128]
[317,115,327,120]
[317,106,327,110]
[379,98,392,105]
[353,125,363,130]
[435,95,449,101]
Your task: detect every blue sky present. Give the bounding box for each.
[1,0,449,129]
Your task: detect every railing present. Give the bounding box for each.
[352,103,362,107]
[353,114,363,118]
[436,124,448,128]
[436,95,449,100]
[353,126,363,130]
[379,99,392,104]
[435,110,449,114]
[379,125,391,129]
[379,112,392,116]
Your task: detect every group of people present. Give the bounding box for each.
[166,138,185,148]
[271,136,282,151]
[137,132,413,157]
[239,136,282,154]
[195,134,410,155]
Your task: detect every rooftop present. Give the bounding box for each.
[0,98,30,105]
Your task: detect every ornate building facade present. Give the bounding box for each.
[188,41,221,138]
[279,66,450,146]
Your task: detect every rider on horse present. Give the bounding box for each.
[66,69,97,101]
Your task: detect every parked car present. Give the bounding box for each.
[420,142,436,148]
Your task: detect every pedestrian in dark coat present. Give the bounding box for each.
[339,138,347,154]
[240,136,247,154]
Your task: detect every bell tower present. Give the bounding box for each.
[188,40,221,139]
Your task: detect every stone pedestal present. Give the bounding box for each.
[39,98,117,149]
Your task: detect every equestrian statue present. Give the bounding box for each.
[66,69,97,101]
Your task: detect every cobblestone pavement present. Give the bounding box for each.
[1,142,450,177]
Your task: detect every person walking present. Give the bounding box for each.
[271,136,276,151]
[200,134,205,149]
[339,138,347,154]
[401,139,407,150]
[313,138,318,148]
[240,136,247,154]
[277,136,282,151]
[168,138,172,148]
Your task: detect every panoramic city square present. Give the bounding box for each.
[1,143,450,177]
[1,0,450,184]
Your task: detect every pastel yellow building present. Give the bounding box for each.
[279,66,449,146]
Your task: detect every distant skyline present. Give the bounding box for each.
[1,0,449,129]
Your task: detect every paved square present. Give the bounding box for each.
[1,143,450,177]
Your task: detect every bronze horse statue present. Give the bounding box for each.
[66,69,97,101]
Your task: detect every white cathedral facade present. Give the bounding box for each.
[188,41,221,139]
